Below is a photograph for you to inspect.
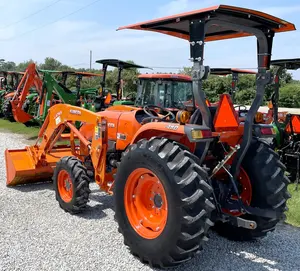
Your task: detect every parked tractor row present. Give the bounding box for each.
[3,4,300,269]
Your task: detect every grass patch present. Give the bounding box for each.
[286,183,300,227]
[0,119,39,140]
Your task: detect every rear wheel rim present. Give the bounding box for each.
[215,166,252,216]
[124,168,168,239]
[57,170,73,203]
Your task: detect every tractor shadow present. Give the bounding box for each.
[77,191,114,220]
[11,181,53,192]
[168,223,300,271]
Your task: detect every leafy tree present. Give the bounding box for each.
[39,57,62,71]
[16,60,36,72]
[178,67,192,76]
[0,60,16,71]
[235,88,256,105]
[278,83,300,108]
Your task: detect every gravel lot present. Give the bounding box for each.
[1,131,300,271]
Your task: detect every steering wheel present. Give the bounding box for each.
[143,105,176,122]
[125,92,136,101]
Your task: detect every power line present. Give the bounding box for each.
[2,0,102,41]
[0,0,63,30]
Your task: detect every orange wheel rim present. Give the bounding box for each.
[215,165,252,216]
[57,170,73,203]
[124,168,168,239]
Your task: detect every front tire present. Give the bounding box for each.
[53,156,90,214]
[114,138,215,268]
[213,140,290,241]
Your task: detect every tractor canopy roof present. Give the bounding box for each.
[74,71,103,77]
[138,73,191,81]
[271,58,300,70]
[117,5,295,42]
[6,71,25,75]
[96,59,148,69]
[210,68,257,75]
[39,70,76,74]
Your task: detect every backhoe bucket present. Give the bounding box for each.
[11,104,33,123]
[5,146,72,186]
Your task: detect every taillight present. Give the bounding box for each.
[260,127,275,135]
[253,125,276,138]
[189,128,213,141]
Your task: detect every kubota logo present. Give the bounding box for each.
[70,109,81,115]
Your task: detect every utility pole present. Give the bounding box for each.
[89,50,92,71]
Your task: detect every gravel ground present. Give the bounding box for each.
[1,131,300,271]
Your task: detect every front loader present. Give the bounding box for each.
[5,5,295,269]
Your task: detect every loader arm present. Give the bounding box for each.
[5,104,108,188]
[36,72,78,123]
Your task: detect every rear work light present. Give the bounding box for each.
[253,125,276,138]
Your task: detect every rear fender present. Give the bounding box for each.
[131,122,213,152]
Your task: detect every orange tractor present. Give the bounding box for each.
[10,63,43,124]
[1,71,25,119]
[5,5,294,268]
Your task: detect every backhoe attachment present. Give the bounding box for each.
[11,63,43,123]
[5,104,108,186]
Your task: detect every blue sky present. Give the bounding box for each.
[0,0,300,78]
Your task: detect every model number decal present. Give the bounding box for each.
[166,124,179,130]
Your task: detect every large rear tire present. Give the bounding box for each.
[213,140,290,241]
[3,97,14,122]
[114,138,215,268]
[53,156,90,214]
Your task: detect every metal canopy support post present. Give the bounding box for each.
[231,72,239,102]
[61,72,68,86]
[116,66,123,100]
[76,74,83,100]
[101,63,108,92]
[189,18,211,129]
[231,28,274,180]
[272,66,283,127]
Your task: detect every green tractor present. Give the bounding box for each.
[32,70,103,124]
[95,59,149,107]
[267,58,300,184]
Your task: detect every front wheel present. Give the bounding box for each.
[53,156,91,214]
[114,138,215,268]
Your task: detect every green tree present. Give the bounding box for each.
[235,88,256,105]
[178,67,192,76]
[16,59,36,72]
[278,83,300,108]
[39,57,62,71]
[0,60,16,71]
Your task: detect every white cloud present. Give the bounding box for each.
[0,0,300,80]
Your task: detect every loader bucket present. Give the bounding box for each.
[11,104,33,123]
[5,146,72,186]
